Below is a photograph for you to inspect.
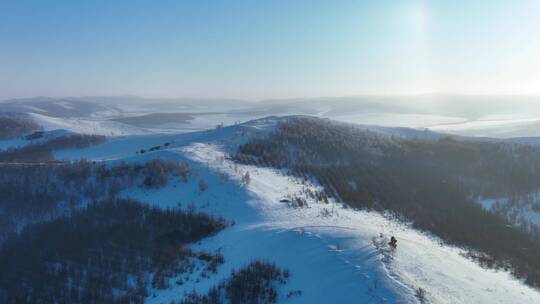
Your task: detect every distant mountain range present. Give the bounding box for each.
[2,94,540,138]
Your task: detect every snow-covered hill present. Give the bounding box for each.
[28,112,150,136]
[53,117,540,304]
[7,94,540,139]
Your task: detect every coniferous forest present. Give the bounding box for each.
[0,116,42,139]
[179,261,289,304]
[0,199,226,304]
[235,116,540,287]
[0,134,107,162]
[0,158,191,242]
[0,147,292,303]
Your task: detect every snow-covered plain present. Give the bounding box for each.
[329,112,540,139]
[329,113,466,129]
[429,115,540,138]
[29,112,150,136]
[53,118,540,303]
[16,97,540,139]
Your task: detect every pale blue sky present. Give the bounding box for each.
[1,0,539,99]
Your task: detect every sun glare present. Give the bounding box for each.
[411,6,430,31]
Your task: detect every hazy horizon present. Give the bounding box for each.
[3,92,540,103]
[2,0,540,100]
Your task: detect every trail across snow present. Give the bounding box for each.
[123,143,408,304]
[55,118,540,303]
[175,142,540,304]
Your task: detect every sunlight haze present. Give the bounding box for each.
[1,0,539,99]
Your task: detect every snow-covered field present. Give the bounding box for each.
[429,115,540,138]
[7,95,540,139]
[52,118,540,304]
[29,112,150,136]
[10,96,540,139]
[329,113,466,129]
[329,112,540,139]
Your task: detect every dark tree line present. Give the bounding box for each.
[0,158,191,242]
[0,116,42,140]
[0,134,107,162]
[0,199,226,304]
[179,261,289,304]
[234,116,540,287]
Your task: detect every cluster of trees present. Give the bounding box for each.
[489,195,540,233]
[234,116,540,287]
[0,158,191,241]
[179,261,289,304]
[0,134,107,162]
[25,130,45,140]
[0,116,41,140]
[143,158,191,188]
[280,187,329,208]
[0,199,226,304]
[241,171,251,186]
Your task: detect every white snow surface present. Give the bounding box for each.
[430,115,540,138]
[29,112,149,136]
[54,118,540,303]
[330,113,466,129]
[22,100,540,139]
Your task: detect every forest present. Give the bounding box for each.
[0,149,290,303]
[0,134,107,162]
[234,116,540,287]
[0,199,226,304]
[179,261,290,304]
[0,116,42,139]
[0,158,191,242]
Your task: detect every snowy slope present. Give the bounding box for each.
[429,115,540,138]
[29,112,149,136]
[179,142,540,304]
[0,129,74,150]
[0,137,28,151]
[54,117,540,304]
[9,95,540,138]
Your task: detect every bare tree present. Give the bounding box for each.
[241,171,251,186]
[199,178,208,192]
